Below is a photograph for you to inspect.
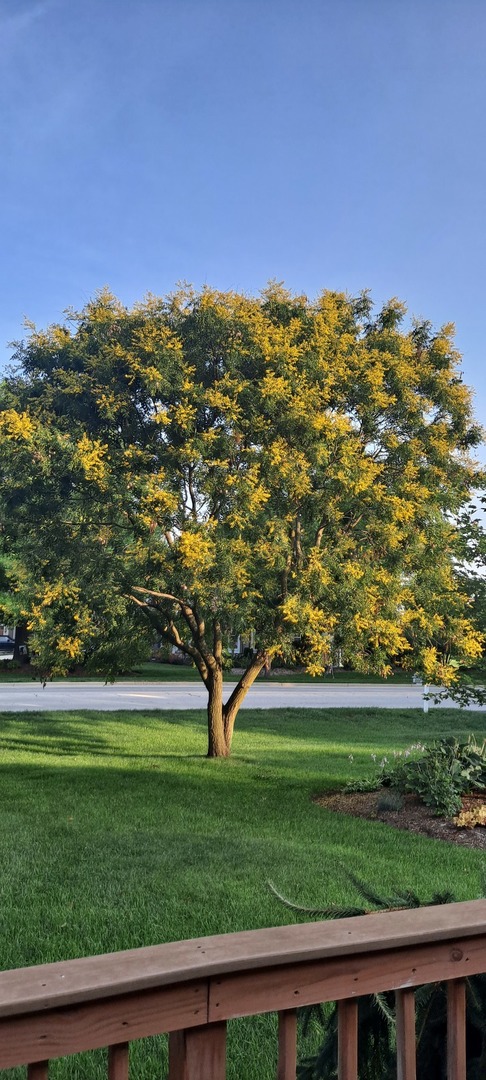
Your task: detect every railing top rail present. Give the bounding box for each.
[1,899,485,1019]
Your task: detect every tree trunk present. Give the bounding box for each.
[206,666,230,757]
[206,652,268,757]
[133,592,271,757]
[222,651,267,754]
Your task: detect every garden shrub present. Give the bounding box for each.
[381,736,486,817]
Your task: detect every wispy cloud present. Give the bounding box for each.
[0,1,92,153]
[0,1,57,41]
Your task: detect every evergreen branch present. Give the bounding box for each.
[266,881,367,919]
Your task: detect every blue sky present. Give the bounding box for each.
[1,0,485,443]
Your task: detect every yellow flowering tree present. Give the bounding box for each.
[0,285,483,755]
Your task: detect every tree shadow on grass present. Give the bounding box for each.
[1,707,476,779]
[0,711,208,760]
[0,760,287,821]
[234,707,482,745]
[0,713,110,756]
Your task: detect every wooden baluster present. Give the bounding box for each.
[108,1042,129,1080]
[27,1063,48,1080]
[169,1022,226,1080]
[168,1031,188,1079]
[337,999,358,1080]
[396,989,416,1080]
[168,1031,182,1079]
[277,1009,297,1080]
[447,979,466,1080]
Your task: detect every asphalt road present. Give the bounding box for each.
[0,681,484,711]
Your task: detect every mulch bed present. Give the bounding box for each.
[312,790,486,849]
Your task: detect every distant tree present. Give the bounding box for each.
[455,497,486,633]
[0,285,483,755]
[430,495,486,706]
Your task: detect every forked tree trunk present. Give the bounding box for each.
[206,651,268,757]
[131,587,271,758]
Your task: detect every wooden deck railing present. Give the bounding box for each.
[1,899,486,1079]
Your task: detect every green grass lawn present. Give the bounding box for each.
[127,663,415,683]
[0,660,415,683]
[1,705,485,1079]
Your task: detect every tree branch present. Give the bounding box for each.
[223,649,267,722]
[131,586,216,672]
[187,464,198,521]
[129,594,210,684]
[213,619,223,663]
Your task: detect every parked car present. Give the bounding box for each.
[0,635,15,662]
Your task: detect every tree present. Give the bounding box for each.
[425,495,486,708]
[0,284,483,755]
[455,496,486,638]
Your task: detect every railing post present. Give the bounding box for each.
[27,1064,48,1080]
[447,979,466,1080]
[277,1009,297,1079]
[396,989,416,1080]
[168,1022,227,1079]
[108,1042,129,1079]
[337,999,358,1080]
[168,1031,186,1079]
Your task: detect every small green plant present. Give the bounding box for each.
[344,776,382,793]
[376,791,403,812]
